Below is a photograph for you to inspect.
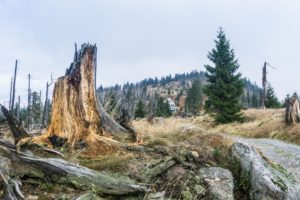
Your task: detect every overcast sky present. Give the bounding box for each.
[0,0,299,106]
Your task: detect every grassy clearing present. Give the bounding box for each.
[192,109,300,145]
[133,117,234,165]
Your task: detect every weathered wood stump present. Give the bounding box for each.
[285,97,300,125]
[34,44,132,153]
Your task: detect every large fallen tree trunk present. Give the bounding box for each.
[38,44,133,151]
[0,140,148,195]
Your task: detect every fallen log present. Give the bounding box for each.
[0,141,148,195]
[141,157,176,183]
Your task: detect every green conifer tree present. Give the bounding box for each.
[134,100,146,119]
[185,79,202,116]
[156,97,172,118]
[251,93,259,108]
[265,84,281,108]
[31,91,42,125]
[204,28,244,123]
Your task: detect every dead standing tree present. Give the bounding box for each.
[42,73,54,128]
[11,60,18,112]
[0,44,148,198]
[285,97,300,125]
[261,62,276,109]
[35,43,132,153]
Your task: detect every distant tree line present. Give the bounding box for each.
[8,91,52,129]
[99,28,283,123]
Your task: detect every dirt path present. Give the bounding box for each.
[236,138,300,182]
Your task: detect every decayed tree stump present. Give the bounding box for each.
[285,97,300,125]
[36,44,131,152]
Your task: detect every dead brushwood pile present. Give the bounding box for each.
[0,44,232,199]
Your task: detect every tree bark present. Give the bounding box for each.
[43,44,131,150]
[0,140,148,196]
[285,97,300,125]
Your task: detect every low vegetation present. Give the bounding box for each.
[193,109,300,145]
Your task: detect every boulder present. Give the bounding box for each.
[232,142,300,200]
[199,167,234,200]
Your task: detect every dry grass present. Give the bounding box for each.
[133,117,198,145]
[133,109,300,167]
[76,152,135,172]
[193,109,300,145]
[133,117,234,166]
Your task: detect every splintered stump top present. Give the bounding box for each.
[38,44,129,154]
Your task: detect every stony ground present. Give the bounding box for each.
[237,138,300,182]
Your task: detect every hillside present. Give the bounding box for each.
[99,70,262,120]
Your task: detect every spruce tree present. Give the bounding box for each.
[251,93,259,108]
[265,84,281,108]
[185,79,202,116]
[134,100,146,119]
[105,91,117,114]
[31,91,42,126]
[156,97,172,118]
[204,28,244,123]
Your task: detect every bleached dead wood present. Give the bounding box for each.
[285,97,300,125]
[0,141,148,195]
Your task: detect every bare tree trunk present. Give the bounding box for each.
[16,96,20,121]
[27,74,31,129]
[11,60,18,112]
[262,62,267,109]
[43,44,131,150]
[42,82,49,128]
[9,77,13,111]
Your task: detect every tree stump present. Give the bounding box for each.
[285,97,300,125]
[36,44,131,153]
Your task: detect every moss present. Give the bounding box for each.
[271,178,288,192]
[228,158,251,200]
[270,162,295,182]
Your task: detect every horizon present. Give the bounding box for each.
[1,0,300,105]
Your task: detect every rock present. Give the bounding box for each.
[147,192,166,199]
[199,167,234,200]
[190,151,199,159]
[75,192,103,200]
[232,142,300,200]
[26,195,39,200]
